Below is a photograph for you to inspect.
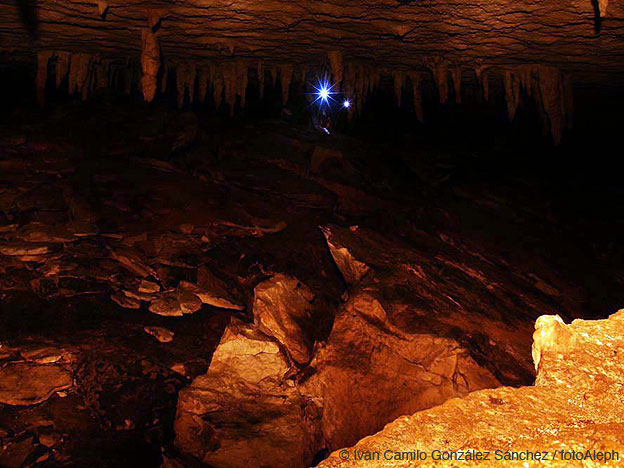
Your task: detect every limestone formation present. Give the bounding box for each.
[300,284,500,450]
[3,0,619,84]
[174,319,323,468]
[426,58,449,104]
[279,64,294,105]
[55,52,70,88]
[257,61,265,99]
[392,71,405,107]
[175,64,196,109]
[451,68,462,104]
[504,69,521,120]
[68,53,93,100]
[328,51,344,88]
[320,310,624,467]
[35,51,53,106]
[252,274,315,366]
[408,72,425,122]
[197,67,209,104]
[95,0,108,19]
[140,25,160,102]
[476,66,490,101]
[502,65,573,144]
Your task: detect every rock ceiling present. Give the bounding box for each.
[1,0,623,83]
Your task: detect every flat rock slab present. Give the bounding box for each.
[0,362,73,406]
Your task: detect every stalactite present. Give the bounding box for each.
[475,66,489,102]
[35,51,53,106]
[198,67,209,104]
[140,25,160,102]
[408,72,424,123]
[175,64,196,108]
[451,68,462,104]
[213,70,224,110]
[69,53,92,100]
[504,69,521,120]
[257,61,265,99]
[93,60,108,90]
[392,71,405,107]
[160,65,168,93]
[598,0,609,17]
[270,66,278,89]
[55,52,70,89]
[354,64,366,114]
[343,63,355,100]
[369,68,381,94]
[425,58,449,104]
[221,62,236,115]
[122,64,133,95]
[279,64,293,105]
[237,61,249,108]
[361,66,370,105]
[518,65,533,96]
[95,1,108,19]
[328,51,343,88]
[536,66,567,145]
[501,65,573,144]
[563,74,574,131]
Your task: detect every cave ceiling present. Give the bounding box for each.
[1,0,623,85]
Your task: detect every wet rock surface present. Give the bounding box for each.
[1,102,624,466]
[320,310,624,467]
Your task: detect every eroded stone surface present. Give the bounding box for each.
[253,274,315,365]
[300,285,500,450]
[320,310,624,467]
[0,362,73,406]
[174,318,323,468]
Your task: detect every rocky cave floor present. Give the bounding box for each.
[1,98,624,467]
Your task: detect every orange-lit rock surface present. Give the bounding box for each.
[174,318,323,468]
[0,346,73,406]
[174,218,572,466]
[319,310,624,467]
[253,274,316,366]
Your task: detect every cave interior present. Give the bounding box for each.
[1,0,624,467]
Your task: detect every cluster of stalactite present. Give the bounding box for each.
[500,65,573,145]
[34,48,573,143]
[35,50,141,105]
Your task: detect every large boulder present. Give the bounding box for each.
[300,285,499,450]
[253,273,315,366]
[320,310,624,467]
[174,319,323,468]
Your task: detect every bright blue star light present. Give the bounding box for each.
[343,99,351,109]
[312,78,336,106]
